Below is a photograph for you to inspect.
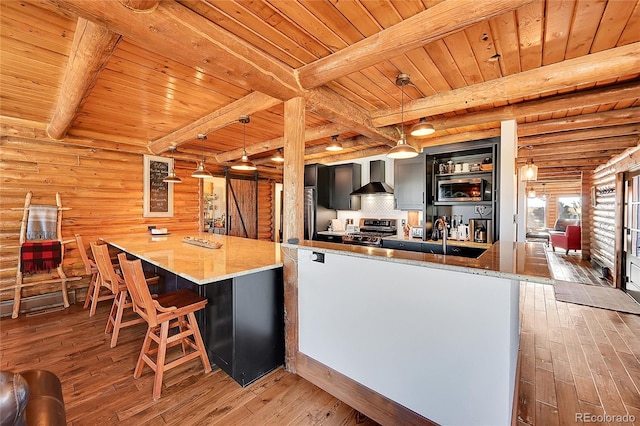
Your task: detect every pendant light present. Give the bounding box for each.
[163,146,182,183]
[326,134,343,151]
[519,145,538,182]
[271,149,284,162]
[410,117,435,138]
[527,187,536,198]
[191,134,213,178]
[387,73,419,159]
[231,115,257,171]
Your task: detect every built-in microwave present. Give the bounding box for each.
[437,178,490,202]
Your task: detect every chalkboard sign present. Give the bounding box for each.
[143,155,174,217]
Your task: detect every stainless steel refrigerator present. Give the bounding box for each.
[304,187,336,240]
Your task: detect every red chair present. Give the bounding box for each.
[550,225,581,254]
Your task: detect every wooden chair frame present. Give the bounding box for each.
[11,192,81,318]
[91,242,159,348]
[118,253,211,400]
[76,234,115,317]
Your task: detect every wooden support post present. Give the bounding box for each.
[282,97,305,373]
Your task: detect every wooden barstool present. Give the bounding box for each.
[118,253,211,400]
[76,234,115,317]
[91,242,159,348]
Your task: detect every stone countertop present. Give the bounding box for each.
[103,232,282,285]
[383,235,492,249]
[282,240,553,284]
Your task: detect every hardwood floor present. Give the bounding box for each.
[1,281,638,425]
[545,248,611,287]
[0,303,378,426]
[517,282,640,425]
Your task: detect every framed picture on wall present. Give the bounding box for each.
[143,154,174,217]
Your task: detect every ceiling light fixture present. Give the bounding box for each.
[387,73,419,159]
[191,134,213,178]
[410,117,435,138]
[326,134,343,151]
[163,146,182,183]
[231,115,257,171]
[519,145,538,182]
[271,149,284,163]
[527,187,536,198]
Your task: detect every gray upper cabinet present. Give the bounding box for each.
[330,163,361,210]
[394,154,426,210]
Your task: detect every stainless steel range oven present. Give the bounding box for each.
[342,218,397,247]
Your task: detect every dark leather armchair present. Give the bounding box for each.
[550,224,581,254]
[0,370,65,426]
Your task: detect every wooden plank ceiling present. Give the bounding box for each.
[1,0,639,182]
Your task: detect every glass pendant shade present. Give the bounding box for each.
[520,158,538,181]
[388,134,418,159]
[271,149,284,162]
[410,118,435,137]
[191,161,212,178]
[527,187,536,198]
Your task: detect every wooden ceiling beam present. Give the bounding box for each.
[297,0,534,88]
[149,92,281,154]
[411,83,640,136]
[520,125,640,146]
[420,129,501,149]
[48,0,302,100]
[372,43,640,126]
[214,123,348,163]
[46,18,121,140]
[519,135,639,156]
[307,146,391,165]
[303,136,377,156]
[518,157,620,168]
[117,0,159,12]
[305,87,398,146]
[518,107,640,136]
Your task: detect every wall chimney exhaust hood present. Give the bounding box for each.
[350,160,394,195]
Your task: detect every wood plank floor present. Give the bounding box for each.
[2,282,639,425]
[545,248,611,287]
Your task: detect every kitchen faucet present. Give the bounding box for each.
[434,217,447,254]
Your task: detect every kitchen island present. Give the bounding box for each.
[103,232,284,387]
[282,240,551,426]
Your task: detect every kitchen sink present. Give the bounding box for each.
[383,238,487,258]
[422,242,486,258]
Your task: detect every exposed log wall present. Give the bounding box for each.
[591,146,640,287]
[0,136,273,307]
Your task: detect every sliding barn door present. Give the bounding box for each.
[226,175,257,239]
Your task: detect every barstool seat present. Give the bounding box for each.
[118,253,211,400]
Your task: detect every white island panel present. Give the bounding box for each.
[298,248,519,426]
